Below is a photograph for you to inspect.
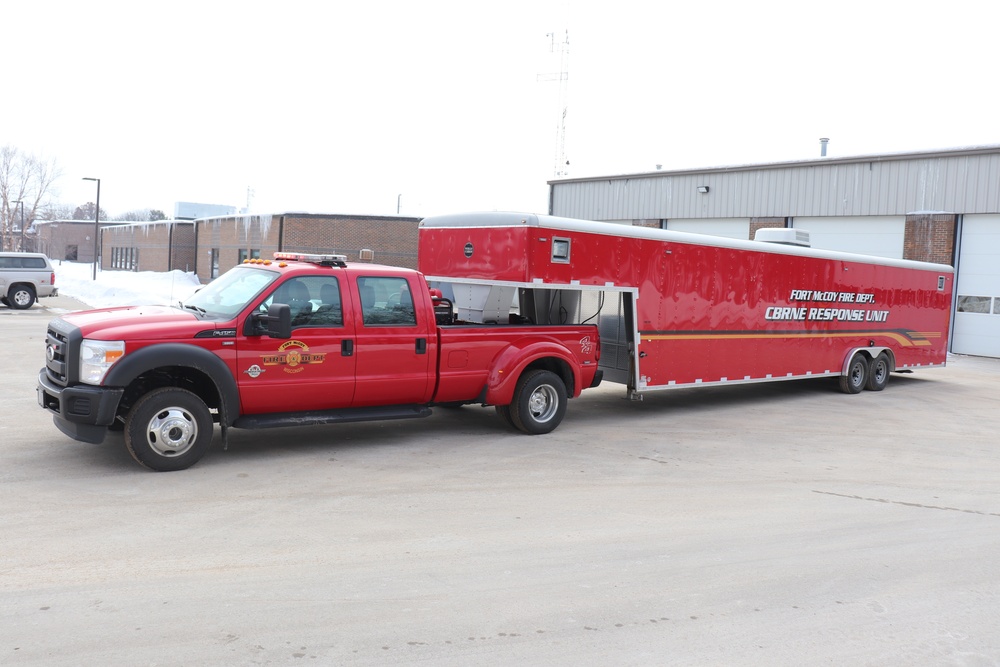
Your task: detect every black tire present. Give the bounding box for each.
[508,369,567,435]
[124,388,213,471]
[839,353,869,394]
[8,284,36,310]
[866,352,890,391]
[494,404,518,430]
[1,296,9,306]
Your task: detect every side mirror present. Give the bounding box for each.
[265,303,292,339]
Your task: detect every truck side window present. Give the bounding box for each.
[311,279,343,326]
[358,276,416,326]
[260,276,344,328]
[270,279,314,327]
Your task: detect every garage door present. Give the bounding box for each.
[791,216,905,259]
[953,214,1000,358]
[666,218,750,240]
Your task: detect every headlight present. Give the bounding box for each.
[79,339,125,385]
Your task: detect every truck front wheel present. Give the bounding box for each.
[125,388,213,471]
[509,369,567,435]
[8,284,36,309]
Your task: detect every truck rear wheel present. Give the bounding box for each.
[125,388,213,471]
[866,352,890,391]
[495,405,518,430]
[8,284,36,309]
[509,369,567,435]
[839,353,869,394]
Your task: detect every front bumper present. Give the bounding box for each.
[37,369,123,444]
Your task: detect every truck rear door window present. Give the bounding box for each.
[357,276,416,326]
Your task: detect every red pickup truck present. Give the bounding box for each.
[37,253,602,471]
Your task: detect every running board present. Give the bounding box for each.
[233,404,432,429]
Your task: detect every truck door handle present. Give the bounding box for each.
[341,339,354,356]
[415,338,427,354]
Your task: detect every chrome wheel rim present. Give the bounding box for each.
[528,384,559,423]
[146,407,198,457]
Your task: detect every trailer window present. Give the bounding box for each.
[552,237,571,264]
[957,295,992,314]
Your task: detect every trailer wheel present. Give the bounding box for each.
[866,352,890,391]
[124,388,213,471]
[509,369,567,435]
[494,405,518,430]
[839,353,869,394]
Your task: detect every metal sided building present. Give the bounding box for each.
[548,145,1000,358]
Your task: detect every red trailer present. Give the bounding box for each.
[418,212,953,397]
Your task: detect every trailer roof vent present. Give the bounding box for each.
[754,228,811,247]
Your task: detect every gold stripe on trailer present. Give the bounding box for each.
[640,331,936,347]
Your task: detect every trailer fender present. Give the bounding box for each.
[840,346,895,375]
[484,341,580,406]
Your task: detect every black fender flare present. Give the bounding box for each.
[104,343,240,426]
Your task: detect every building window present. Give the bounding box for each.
[211,248,220,279]
[65,245,78,261]
[957,295,992,314]
[238,249,262,263]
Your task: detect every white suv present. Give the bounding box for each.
[0,252,58,309]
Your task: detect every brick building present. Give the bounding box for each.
[194,213,422,283]
[101,221,196,272]
[34,220,104,263]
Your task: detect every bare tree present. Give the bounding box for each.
[112,208,168,222]
[39,203,77,221]
[73,202,109,220]
[0,145,61,251]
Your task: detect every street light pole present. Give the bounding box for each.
[12,200,24,251]
[83,177,100,280]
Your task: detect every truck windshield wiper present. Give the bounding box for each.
[180,302,206,315]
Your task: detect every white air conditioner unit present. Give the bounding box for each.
[754,228,811,247]
[359,248,375,261]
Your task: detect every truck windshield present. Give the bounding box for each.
[180,266,279,319]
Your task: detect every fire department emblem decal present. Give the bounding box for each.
[261,340,327,374]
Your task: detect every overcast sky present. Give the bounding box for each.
[5,0,999,218]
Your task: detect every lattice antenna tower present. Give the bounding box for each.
[539,30,570,177]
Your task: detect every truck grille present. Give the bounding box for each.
[45,321,79,387]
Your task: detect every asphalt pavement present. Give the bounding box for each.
[2,299,999,666]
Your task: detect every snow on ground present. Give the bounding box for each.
[53,262,203,309]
